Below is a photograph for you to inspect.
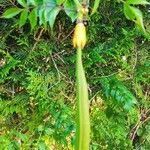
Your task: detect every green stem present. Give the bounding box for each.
[74,0,82,8]
[76,48,90,150]
[82,0,89,6]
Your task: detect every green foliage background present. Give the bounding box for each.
[0,0,150,149]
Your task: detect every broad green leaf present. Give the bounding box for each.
[28,8,37,30]
[39,8,47,28]
[91,0,101,15]
[17,0,27,7]
[124,4,146,33]
[127,0,150,5]
[64,0,77,22]
[123,4,135,20]
[19,9,28,27]
[130,6,146,33]
[2,8,22,18]
[48,7,61,29]
[43,0,57,23]
[39,8,45,25]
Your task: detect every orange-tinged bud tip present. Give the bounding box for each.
[73,22,86,49]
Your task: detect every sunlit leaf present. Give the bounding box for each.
[19,9,28,27]
[2,8,22,18]
[130,6,146,33]
[64,0,77,22]
[124,4,146,33]
[48,7,61,29]
[17,0,27,7]
[124,4,136,20]
[28,8,37,30]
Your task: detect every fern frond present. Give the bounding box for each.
[100,77,136,110]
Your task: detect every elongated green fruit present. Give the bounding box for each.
[76,48,90,150]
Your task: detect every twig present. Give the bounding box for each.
[92,70,122,79]
[60,29,74,42]
[89,91,100,101]
[54,53,66,64]
[49,54,61,89]
[31,28,45,51]
[130,109,150,142]
[9,0,16,6]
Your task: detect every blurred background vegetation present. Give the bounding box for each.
[0,0,150,149]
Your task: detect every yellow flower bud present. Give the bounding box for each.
[81,7,89,15]
[73,22,86,49]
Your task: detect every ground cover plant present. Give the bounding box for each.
[0,0,150,149]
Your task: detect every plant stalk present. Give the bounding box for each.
[76,48,90,150]
[82,0,89,6]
